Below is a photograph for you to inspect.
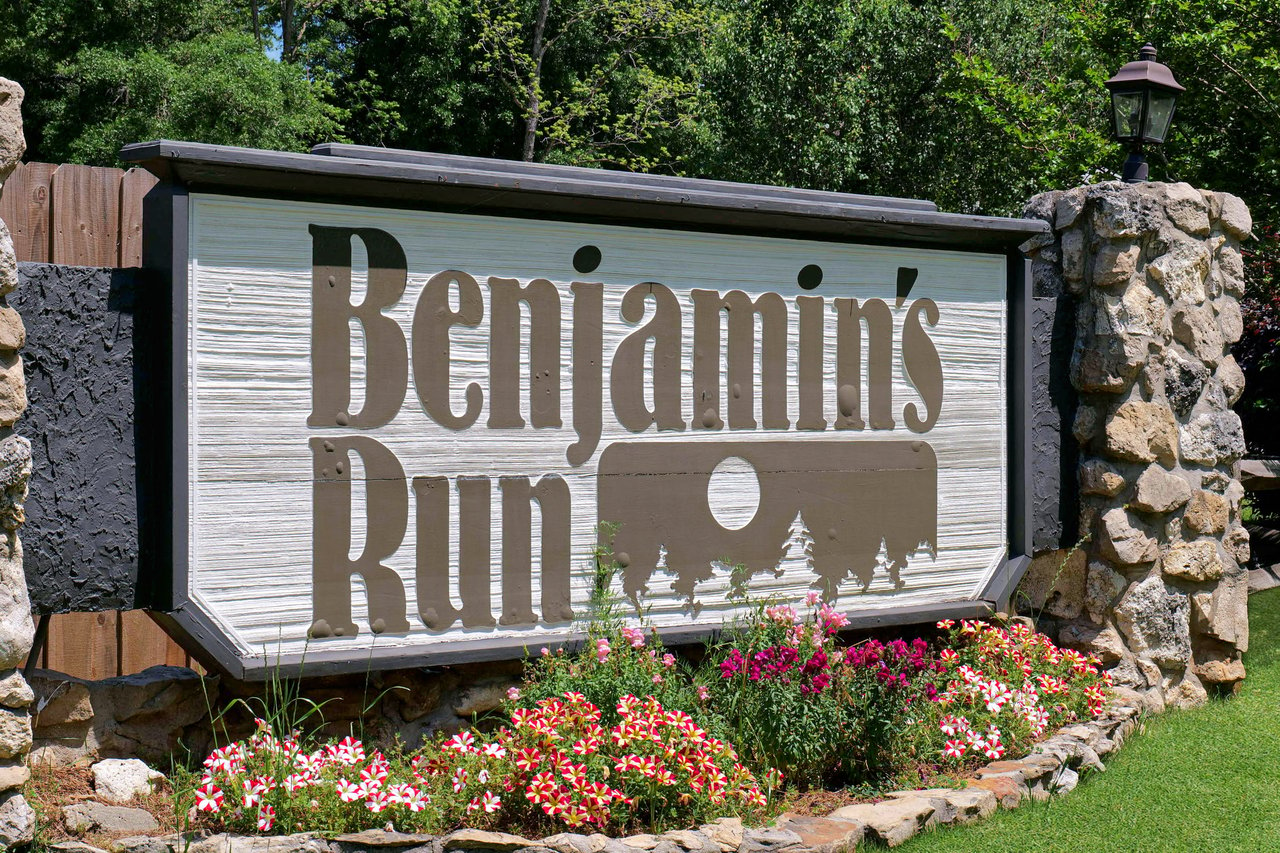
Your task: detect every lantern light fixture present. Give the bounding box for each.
[1104,43,1185,183]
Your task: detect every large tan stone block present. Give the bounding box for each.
[1104,401,1177,465]
[0,78,23,187]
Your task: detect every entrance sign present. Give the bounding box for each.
[123,142,1044,677]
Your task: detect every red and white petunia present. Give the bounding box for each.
[386,783,416,804]
[515,748,542,771]
[452,767,469,793]
[256,804,275,832]
[333,736,365,764]
[444,731,477,753]
[561,805,590,827]
[360,764,387,789]
[366,790,390,812]
[246,775,276,795]
[943,739,967,759]
[561,763,587,788]
[336,778,362,803]
[194,783,223,813]
[482,742,507,759]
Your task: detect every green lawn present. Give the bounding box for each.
[899,587,1280,853]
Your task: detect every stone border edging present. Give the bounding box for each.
[54,703,1141,853]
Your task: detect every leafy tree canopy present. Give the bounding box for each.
[3,0,1276,225]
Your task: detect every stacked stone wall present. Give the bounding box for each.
[0,77,36,846]
[1018,180,1252,710]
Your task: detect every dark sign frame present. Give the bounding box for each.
[121,140,1046,679]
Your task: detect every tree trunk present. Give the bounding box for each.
[282,0,296,62]
[522,0,553,162]
[249,0,262,50]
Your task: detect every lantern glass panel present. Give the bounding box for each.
[1111,89,1146,141]
[1144,90,1177,143]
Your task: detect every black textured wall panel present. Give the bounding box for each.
[1031,294,1079,553]
[14,263,142,613]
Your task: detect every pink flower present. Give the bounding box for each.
[805,590,821,606]
[622,627,646,648]
[652,674,663,684]
[596,638,611,663]
[541,647,550,656]
[507,686,521,701]
[662,653,676,668]
[697,685,711,701]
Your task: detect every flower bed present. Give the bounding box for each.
[170,607,1117,848]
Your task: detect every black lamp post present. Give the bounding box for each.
[1104,43,1185,182]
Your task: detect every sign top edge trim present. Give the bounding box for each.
[119,140,1049,251]
[307,142,939,213]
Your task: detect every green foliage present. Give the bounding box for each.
[472,0,712,168]
[40,33,343,164]
[6,0,1279,232]
[0,1,340,163]
[516,630,713,732]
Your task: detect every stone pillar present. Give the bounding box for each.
[1021,180,1251,712]
[0,78,35,847]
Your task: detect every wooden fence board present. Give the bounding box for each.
[45,611,120,680]
[118,169,158,267]
[119,610,191,673]
[50,164,123,267]
[0,162,55,262]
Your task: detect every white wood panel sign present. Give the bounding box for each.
[183,191,1009,670]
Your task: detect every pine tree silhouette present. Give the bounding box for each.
[776,510,815,579]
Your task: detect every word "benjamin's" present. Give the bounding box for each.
[308,225,946,468]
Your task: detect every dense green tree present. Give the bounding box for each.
[470,0,711,168]
[298,0,514,156]
[687,0,1115,215]
[0,0,341,163]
